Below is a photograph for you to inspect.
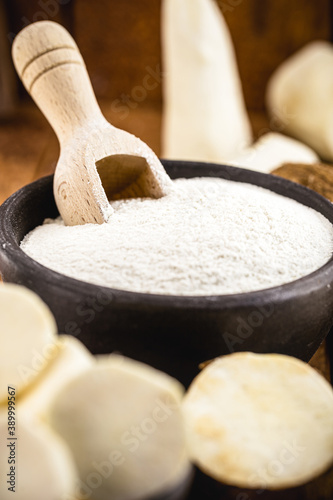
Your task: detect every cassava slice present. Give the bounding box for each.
[18,335,94,421]
[0,414,78,500]
[49,354,191,500]
[0,284,58,404]
[183,352,333,490]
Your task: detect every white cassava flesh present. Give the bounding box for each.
[266,41,333,161]
[0,413,78,500]
[0,284,58,404]
[228,132,318,173]
[49,355,191,500]
[162,0,252,162]
[18,335,94,421]
[183,352,333,490]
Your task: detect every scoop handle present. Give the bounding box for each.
[12,21,103,144]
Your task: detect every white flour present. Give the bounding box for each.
[21,178,333,295]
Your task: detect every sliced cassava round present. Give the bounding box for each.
[0,284,58,404]
[49,354,191,500]
[183,352,333,490]
[0,413,78,500]
[18,335,94,421]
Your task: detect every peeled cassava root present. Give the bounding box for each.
[228,132,318,173]
[161,0,320,174]
[183,352,333,490]
[162,0,252,162]
[267,41,333,162]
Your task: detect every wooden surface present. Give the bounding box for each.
[3,0,332,112]
[74,0,332,111]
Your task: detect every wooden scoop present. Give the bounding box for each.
[12,21,172,225]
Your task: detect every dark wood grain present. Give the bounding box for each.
[72,0,331,111]
[223,0,331,110]
[6,0,330,113]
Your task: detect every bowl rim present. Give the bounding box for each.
[1,160,333,310]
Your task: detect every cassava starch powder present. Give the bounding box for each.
[21,178,333,295]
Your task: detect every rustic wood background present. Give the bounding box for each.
[3,0,332,110]
[1,0,332,154]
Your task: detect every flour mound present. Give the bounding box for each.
[21,178,333,295]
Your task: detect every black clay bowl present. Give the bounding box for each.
[1,160,333,386]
